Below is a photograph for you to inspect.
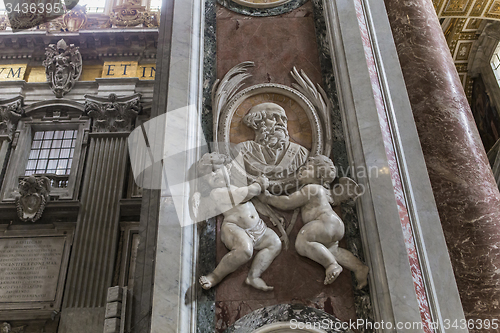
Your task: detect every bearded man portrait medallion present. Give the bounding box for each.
[233,102,309,180]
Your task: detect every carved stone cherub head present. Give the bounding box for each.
[1,322,11,333]
[298,155,337,188]
[197,152,232,191]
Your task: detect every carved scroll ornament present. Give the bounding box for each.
[109,1,159,28]
[85,93,141,133]
[43,39,82,98]
[0,96,24,139]
[63,5,88,31]
[16,175,51,223]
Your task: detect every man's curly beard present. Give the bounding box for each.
[256,125,289,150]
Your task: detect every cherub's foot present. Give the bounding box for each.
[245,277,274,291]
[355,265,369,290]
[199,274,218,290]
[324,263,343,285]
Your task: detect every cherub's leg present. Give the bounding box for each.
[246,228,282,291]
[328,243,369,289]
[295,220,342,285]
[200,223,254,290]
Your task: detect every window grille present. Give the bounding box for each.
[491,42,500,84]
[25,130,77,176]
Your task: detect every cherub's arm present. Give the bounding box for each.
[211,176,268,206]
[234,183,263,202]
[260,188,309,210]
[210,183,261,206]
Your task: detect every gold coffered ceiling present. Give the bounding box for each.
[434,0,500,20]
[433,0,500,100]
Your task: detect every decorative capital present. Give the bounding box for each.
[16,175,51,223]
[43,39,82,98]
[0,96,24,140]
[85,93,141,133]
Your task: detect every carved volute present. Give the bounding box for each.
[0,96,24,140]
[85,93,141,133]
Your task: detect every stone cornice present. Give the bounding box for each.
[0,29,158,62]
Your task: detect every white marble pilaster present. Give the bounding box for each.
[149,0,205,332]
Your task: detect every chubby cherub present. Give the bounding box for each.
[198,152,282,291]
[260,155,369,289]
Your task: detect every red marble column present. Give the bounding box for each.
[384,0,500,321]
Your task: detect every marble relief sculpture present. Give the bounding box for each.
[234,102,309,179]
[197,153,282,291]
[43,39,82,98]
[200,62,368,291]
[259,155,369,289]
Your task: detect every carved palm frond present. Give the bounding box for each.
[212,61,254,146]
[291,67,333,156]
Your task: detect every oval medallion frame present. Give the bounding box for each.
[252,322,328,333]
[232,0,292,9]
[217,83,323,190]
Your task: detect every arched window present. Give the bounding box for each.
[490,41,500,85]
[0,102,90,201]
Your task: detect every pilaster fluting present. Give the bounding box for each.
[60,94,140,332]
[384,0,500,319]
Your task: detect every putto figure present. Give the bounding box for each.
[197,152,282,291]
[43,39,82,98]
[234,102,309,180]
[260,155,369,289]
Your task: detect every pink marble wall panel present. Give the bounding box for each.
[217,2,322,87]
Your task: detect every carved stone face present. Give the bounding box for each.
[297,164,315,185]
[207,167,230,189]
[246,103,290,149]
[257,104,288,134]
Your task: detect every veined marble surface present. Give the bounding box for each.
[384,0,500,322]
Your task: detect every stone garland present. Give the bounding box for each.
[216,0,308,17]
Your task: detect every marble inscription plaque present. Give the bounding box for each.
[0,237,65,303]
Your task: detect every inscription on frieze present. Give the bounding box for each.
[0,237,65,303]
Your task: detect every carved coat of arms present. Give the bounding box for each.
[16,175,51,222]
[43,39,82,98]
